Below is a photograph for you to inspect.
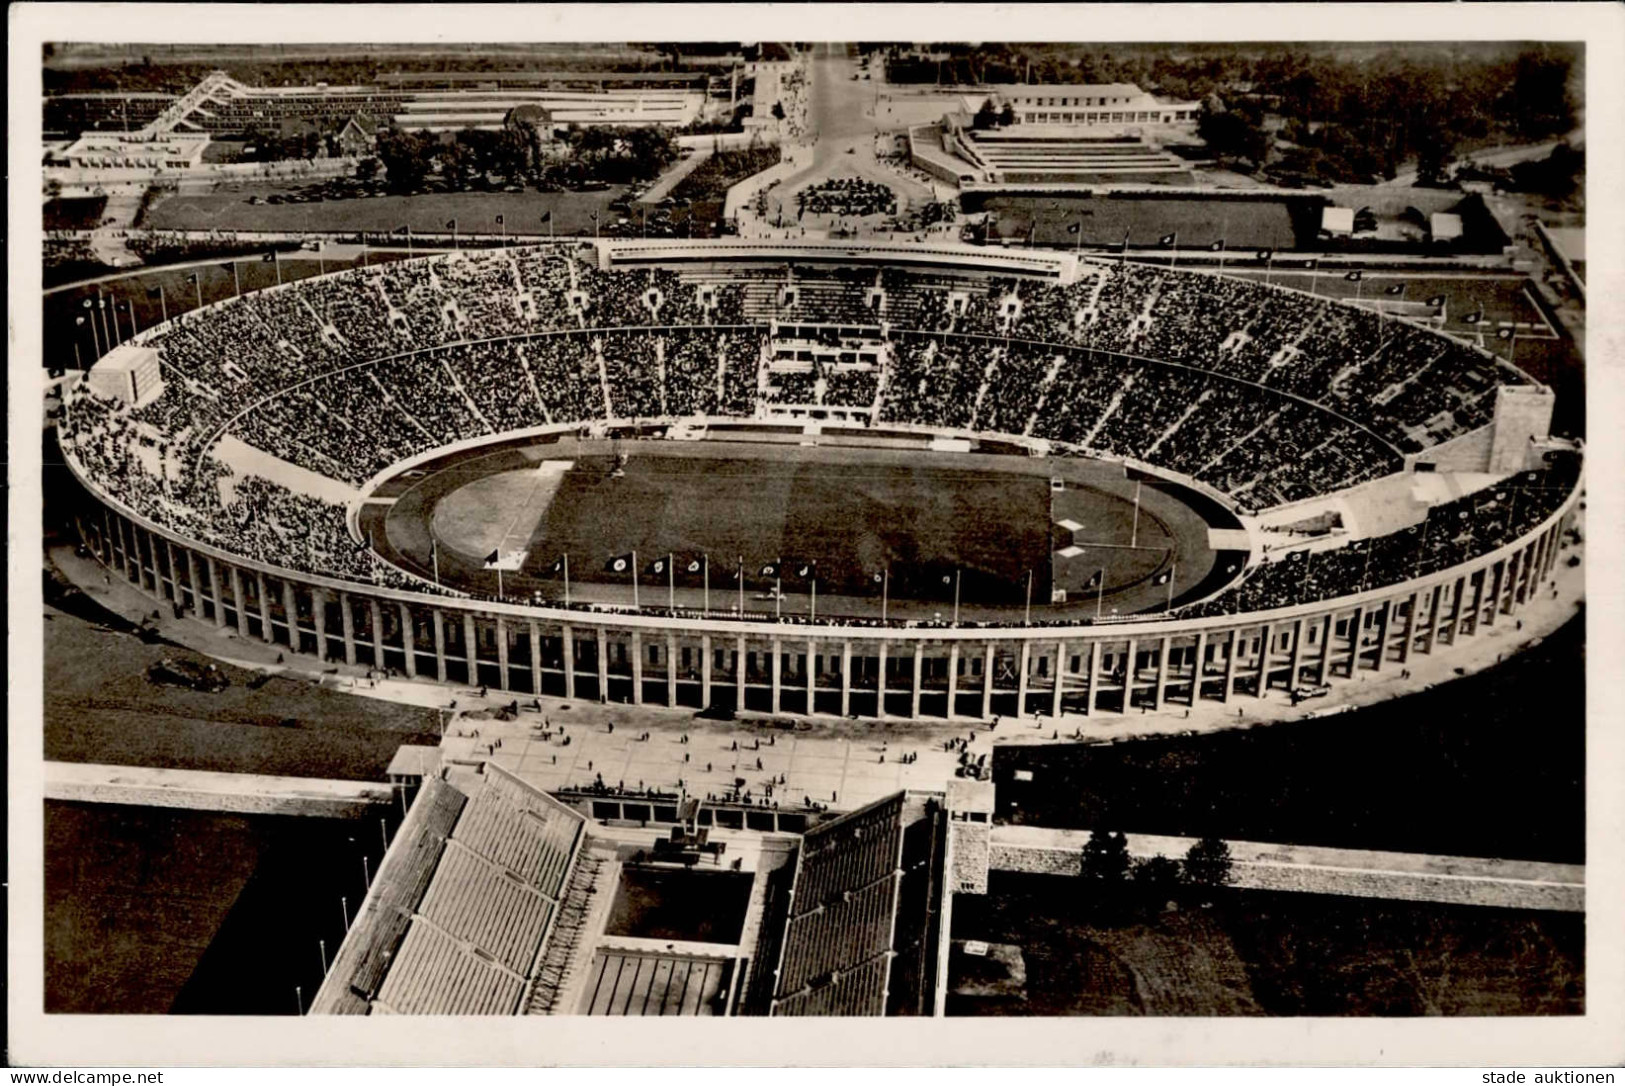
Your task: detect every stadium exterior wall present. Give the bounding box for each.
[66,451,1580,726]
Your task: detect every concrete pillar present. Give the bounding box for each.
[668,633,680,707]
[187,551,205,616]
[1016,642,1031,717]
[1288,618,1306,689]
[312,588,328,653]
[1190,631,1208,705]
[1085,641,1101,716]
[1222,629,1238,702]
[981,643,995,720]
[254,573,274,643]
[495,616,511,691]
[596,627,609,699]
[770,637,781,713]
[282,579,299,649]
[340,592,358,665]
[877,642,888,717]
[1370,600,1392,672]
[910,642,923,720]
[1051,640,1066,718]
[947,643,961,720]
[805,639,816,714]
[168,542,187,604]
[1343,607,1364,674]
[401,603,417,677]
[1152,636,1170,709]
[562,625,576,699]
[702,634,714,710]
[527,620,542,694]
[1122,638,1137,709]
[1399,591,1421,663]
[230,567,250,637]
[206,560,226,627]
[368,598,385,663]
[632,630,645,705]
[1466,573,1486,637]
[735,635,746,710]
[840,640,852,717]
[432,608,448,678]
[462,614,478,681]
[1421,584,1442,655]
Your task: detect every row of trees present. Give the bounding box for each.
[1080,831,1234,895]
[372,122,681,194]
[891,43,1579,186]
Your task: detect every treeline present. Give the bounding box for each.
[887,43,1579,184]
[372,123,680,193]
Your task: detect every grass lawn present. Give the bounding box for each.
[43,575,442,780]
[145,183,624,238]
[974,193,1311,250]
[948,872,1583,1016]
[521,452,1056,603]
[47,801,395,1014]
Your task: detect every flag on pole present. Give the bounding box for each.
[1152,570,1172,586]
[791,562,815,580]
[483,549,500,566]
[495,214,505,226]
[262,251,278,262]
[757,561,779,578]
[1384,283,1406,295]
[1496,326,1515,339]
[1255,248,1273,262]
[540,210,552,224]
[684,556,703,575]
[603,552,634,573]
[1344,270,1363,282]
[1159,233,1176,247]
[1426,294,1447,307]
[147,287,162,297]
[1208,239,1224,252]
[393,225,410,235]
[1462,311,1484,325]
[646,555,669,576]
[1084,569,1102,588]
[1066,222,1081,234]
[186,274,199,284]
[483,549,526,571]
[549,556,566,575]
[446,219,457,230]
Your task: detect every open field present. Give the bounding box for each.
[44,567,442,780]
[47,801,394,1015]
[145,184,625,238]
[948,872,1583,1016]
[376,437,1218,620]
[970,193,1313,250]
[992,614,1584,864]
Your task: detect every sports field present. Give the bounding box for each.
[373,436,1223,621]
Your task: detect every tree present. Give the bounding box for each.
[771,101,786,122]
[1131,855,1183,895]
[999,104,1016,127]
[1079,830,1131,883]
[355,156,380,182]
[972,99,998,131]
[1184,836,1233,891]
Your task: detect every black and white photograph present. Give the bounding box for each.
[8,2,1623,1072]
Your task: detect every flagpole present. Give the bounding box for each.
[882,568,889,624]
[563,553,570,608]
[497,564,504,601]
[668,552,675,612]
[775,570,782,620]
[232,260,241,297]
[191,276,202,309]
[432,539,440,586]
[158,285,168,323]
[1264,250,1273,287]
[703,555,709,616]
[1310,258,1320,297]
[952,569,961,627]
[1166,562,1176,611]
[85,303,102,357]
[631,550,640,611]
[273,252,282,286]
[737,556,743,617]
[810,577,816,623]
[1095,568,1105,619]
[1169,232,1178,271]
[1024,569,1033,626]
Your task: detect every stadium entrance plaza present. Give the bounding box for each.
[48,520,1585,815]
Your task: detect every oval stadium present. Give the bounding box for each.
[60,237,1582,725]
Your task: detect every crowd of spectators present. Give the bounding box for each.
[62,246,1563,617]
[795,178,898,219]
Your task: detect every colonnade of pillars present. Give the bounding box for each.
[76,503,1573,723]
